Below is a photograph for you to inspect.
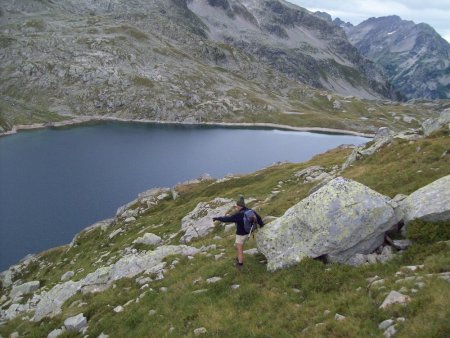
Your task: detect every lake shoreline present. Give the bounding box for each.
[0,115,375,138]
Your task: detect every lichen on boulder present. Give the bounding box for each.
[256,177,398,271]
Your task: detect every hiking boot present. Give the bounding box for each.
[234,259,244,269]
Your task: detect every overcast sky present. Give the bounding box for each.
[287,0,450,43]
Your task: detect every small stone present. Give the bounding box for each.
[402,265,424,272]
[367,275,380,283]
[206,277,222,284]
[47,327,66,338]
[231,284,240,290]
[160,287,168,293]
[371,279,385,287]
[61,271,74,282]
[335,313,346,321]
[396,317,406,322]
[380,291,411,309]
[378,319,395,330]
[292,288,301,293]
[324,310,331,315]
[97,333,109,338]
[194,327,207,335]
[148,309,157,316]
[416,282,425,289]
[10,333,19,338]
[124,217,136,223]
[109,228,123,239]
[393,240,412,250]
[113,306,124,313]
[64,313,88,332]
[384,325,397,338]
[192,289,208,294]
[243,248,259,255]
[214,253,225,260]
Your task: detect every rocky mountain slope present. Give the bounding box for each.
[0,111,449,337]
[0,0,399,133]
[344,16,450,100]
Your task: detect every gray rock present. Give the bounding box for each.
[113,306,124,313]
[194,327,207,335]
[335,313,346,321]
[342,127,394,170]
[422,109,450,136]
[124,217,136,223]
[393,240,412,250]
[133,233,162,247]
[399,175,450,224]
[61,271,74,282]
[180,198,235,243]
[9,333,19,338]
[109,228,123,239]
[47,327,66,338]
[384,324,397,338]
[224,224,235,233]
[378,319,395,330]
[29,245,198,322]
[379,291,411,309]
[10,281,40,298]
[148,309,157,316]
[206,277,222,284]
[257,177,398,270]
[347,253,367,266]
[64,313,87,332]
[97,333,109,338]
[243,248,259,256]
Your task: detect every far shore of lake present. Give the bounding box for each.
[0,115,375,138]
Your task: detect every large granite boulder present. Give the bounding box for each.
[180,198,235,243]
[399,175,450,224]
[256,177,398,271]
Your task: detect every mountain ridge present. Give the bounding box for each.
[344,15,450,100]
[0,0,400,133]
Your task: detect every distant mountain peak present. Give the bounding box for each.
[346,15,450,99]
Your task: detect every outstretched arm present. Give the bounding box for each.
[213,214,240,223]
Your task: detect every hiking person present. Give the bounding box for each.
[213,195,264,269]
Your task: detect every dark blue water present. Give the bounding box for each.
[0,122,368,270]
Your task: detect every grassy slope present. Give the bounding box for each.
[0,129,449,337]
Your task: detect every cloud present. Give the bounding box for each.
[287,0,450,42]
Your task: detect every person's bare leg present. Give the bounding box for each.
[236,243,244,264]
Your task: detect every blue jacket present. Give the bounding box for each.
[215,207,264,235]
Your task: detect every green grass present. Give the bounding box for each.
[1,129,449,337]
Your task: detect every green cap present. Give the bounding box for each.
[236,195,246,207]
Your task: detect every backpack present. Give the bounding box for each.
[243,209,258,234]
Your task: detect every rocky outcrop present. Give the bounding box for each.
[342,127,394,170]
[399,175,450,225]
[422,109,450,136]
[0,245,199,322]
[180,198,235,243]
[256,177,398,271]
